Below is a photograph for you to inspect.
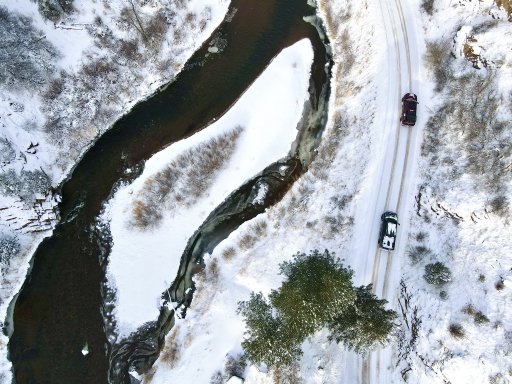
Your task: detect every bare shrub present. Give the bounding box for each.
[0,6,60,89]
[130,126,243,229]
[475,311,490,325]
[423,44,512,201]
[448,323,465,339]
[131,199,162,229]
[118,39,141,61]
[407,245,432,264]
[222,246,236,261]
[238,233,257,251]
[251,219,268,238]
[207,257,220,282]
[209,371,223,384]
[146,10,169,50]
[224,354,246,379]
[421,0,435,15]
[272,363,302,384]
[495,277,505,291]
[478,274,486,282]
[0,235,21,276]
[0,169,51,202]
[424,39,453,92]
[415,232,428,242]
[489,195,509,218]
[337,28,355,76]
[81,59,114,78]
[160,329,180,367]
[36,0,74,21]
[462,304,475,316]
[43,77,65,99]
[488,372,507,384]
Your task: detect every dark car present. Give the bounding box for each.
[378,211,399,250]
[400,93,418,126]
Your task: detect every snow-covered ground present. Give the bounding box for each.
[2,0,511,382]
[102,38,313,340]
[140,0,511,383]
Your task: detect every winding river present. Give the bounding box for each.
[7,1,331,383]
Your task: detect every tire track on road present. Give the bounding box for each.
[363,0,403,381]
[364,0,415,382]
[382,0,414,300]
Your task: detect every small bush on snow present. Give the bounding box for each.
[130,127,243,229]
[221,246,236,261]
[407,245,432,265]
[474,311,490,325]
[423,262,452,286]
[448,323,465,339]
[462,304,476,316]
[495,277,505,291]
[421,0,435,15]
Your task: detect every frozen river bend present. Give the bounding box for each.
[8,0,330,383]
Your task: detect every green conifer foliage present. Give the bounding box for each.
[238,250,397,367]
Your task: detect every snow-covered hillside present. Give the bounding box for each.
[0,0,229,381]
[1,0,510,382]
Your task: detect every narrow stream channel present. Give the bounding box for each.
[7,1,329,383]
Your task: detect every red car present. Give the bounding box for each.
[400,93,418,126]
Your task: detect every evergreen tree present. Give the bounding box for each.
[327,284,396,353]
[238,250,397,368]
[424,262,452,286]
[237,292,301,367]
[270,250,355,338]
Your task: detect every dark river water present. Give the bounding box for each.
[7,1,328,383]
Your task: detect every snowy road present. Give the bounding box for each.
[347,0,422,382]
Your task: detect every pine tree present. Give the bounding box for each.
[238,250,397,368]
[327,285,396,353]
[270,250,355,338]
[424,262,452,286]
[237,293,301,367]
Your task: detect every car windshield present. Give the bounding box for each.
[406,111,416,122]
[406,101,417,110]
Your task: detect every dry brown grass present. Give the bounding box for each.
[159,329,180,368]
[272,363,302,384]
[130,126,243,229]
[238,233,257,251]
[448,323,465,339]
[222,246,236,261]
[207,257,220,282]
[495,0,512,20]
[424,38,453,92]
[462,304,476,316]
[250,219,268,238]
